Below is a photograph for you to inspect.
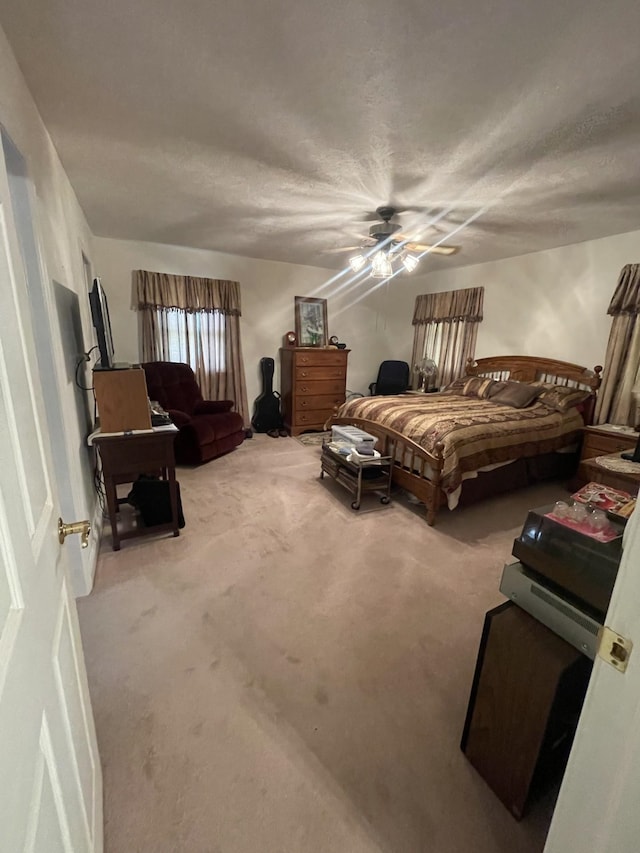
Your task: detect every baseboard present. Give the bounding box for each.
[81,497,105,596]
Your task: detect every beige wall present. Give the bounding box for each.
[92,237,408,407]
[0,23,98,594]
[390,229,640,372]
[93,227,640,411]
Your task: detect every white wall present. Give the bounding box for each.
[93,237,406,407]
[0,23,99,595]
[387,229,640,372]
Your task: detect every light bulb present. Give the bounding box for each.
[402,253,420,272]
[348,253,366,272]
[371,250,392,278]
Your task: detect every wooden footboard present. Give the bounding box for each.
[329,416,445,524]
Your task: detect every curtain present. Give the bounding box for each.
[595,264,640,426]
[132,270,249,426]
[411,287,484,388]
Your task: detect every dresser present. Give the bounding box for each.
[280,347,350,436]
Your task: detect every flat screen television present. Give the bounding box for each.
[88,277,116,369]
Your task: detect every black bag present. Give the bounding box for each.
[127,476,186,528]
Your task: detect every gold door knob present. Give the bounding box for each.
[58,518,91,549]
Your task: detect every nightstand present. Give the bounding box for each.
[580,424,638,461]
[576,452,640,496]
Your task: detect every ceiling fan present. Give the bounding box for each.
[336,206,460,278]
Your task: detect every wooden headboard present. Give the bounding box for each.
[466,355,603,424]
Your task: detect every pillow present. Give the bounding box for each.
[442,375,500,396]
[534,383,591,413]
[440,376,470,395]
[462,377,499,399]
[490,380,542,409]
[485,380,509,398]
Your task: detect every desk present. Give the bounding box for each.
[92,426,180,551]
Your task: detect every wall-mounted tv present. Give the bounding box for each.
[88,277,116,370]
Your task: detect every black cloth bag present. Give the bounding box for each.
[127,476,186,528]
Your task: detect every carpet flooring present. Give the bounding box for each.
[78,435,569,853]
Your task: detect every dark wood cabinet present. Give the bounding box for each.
[461,602,591,820]
[280,348,350,436]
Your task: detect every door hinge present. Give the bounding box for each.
[597,626,633,673]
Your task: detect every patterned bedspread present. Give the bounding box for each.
[336,393,583,494]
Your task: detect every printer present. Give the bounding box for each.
[500,504,625,659]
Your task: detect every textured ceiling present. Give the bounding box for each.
[2,0,640,271]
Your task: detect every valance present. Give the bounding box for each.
[607,264,640,316]
[413,286,484,325]
[131,270,242,315]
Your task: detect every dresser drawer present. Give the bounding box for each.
[294,351,347,367]
[295,365,346,381]
[294,411,331,428]
[295,379,345,396]
[580,430,637,461]
[295,394,344,413]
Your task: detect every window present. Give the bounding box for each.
[161,309,226,374]
[411,287,484,388]
[133,269,249,424]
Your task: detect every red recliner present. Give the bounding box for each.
[142,361,245,465]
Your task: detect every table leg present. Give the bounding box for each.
[104,475,121,551]
[168,465,180,537]
[352,467,363,510]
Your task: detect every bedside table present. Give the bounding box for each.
[576,452,640,496]
[580,424,638,461]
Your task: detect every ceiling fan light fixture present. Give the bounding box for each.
[338,206,460,278]
[371,250,392,278]
[402,253,420,273]
[348,253,367,272]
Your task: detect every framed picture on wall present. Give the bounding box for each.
[294,296,328,347]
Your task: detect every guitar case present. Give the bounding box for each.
[251,357,283,433]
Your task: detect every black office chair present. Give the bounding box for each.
[369,360,411,396]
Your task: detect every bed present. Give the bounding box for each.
[329,355,602,525]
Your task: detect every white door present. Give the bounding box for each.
[0,150,102,848]
[544,505,640,852]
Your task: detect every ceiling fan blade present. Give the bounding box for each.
[322,246,363,253]
[405,242,460,256]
